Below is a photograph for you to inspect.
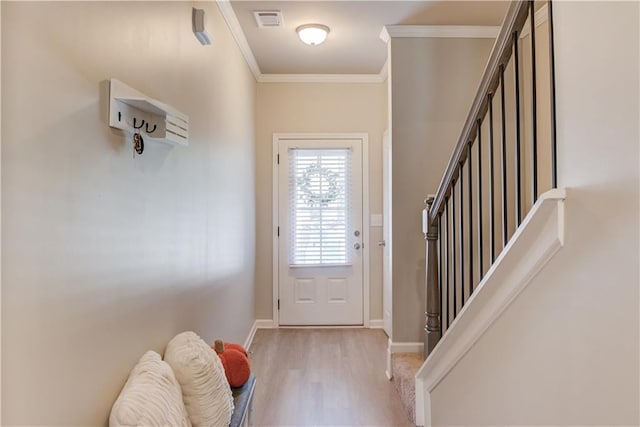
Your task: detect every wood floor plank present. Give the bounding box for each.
[248,328,414,427]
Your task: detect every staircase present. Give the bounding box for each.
[412,1,559,425]
[391,353,423,425]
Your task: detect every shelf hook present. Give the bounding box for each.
[145,123,157,134]
[133,118,145,130]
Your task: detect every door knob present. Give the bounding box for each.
[354,243,361,250]
[378,240,386,247]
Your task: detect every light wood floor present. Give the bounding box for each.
[248,328,414,427]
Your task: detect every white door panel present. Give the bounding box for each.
[278,138,363,326]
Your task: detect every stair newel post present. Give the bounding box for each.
[424,196,441,359]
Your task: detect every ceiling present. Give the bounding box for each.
[228,1,509,75]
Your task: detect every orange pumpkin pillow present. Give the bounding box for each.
[212,339,251,387]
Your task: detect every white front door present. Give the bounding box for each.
[277,138,363,326]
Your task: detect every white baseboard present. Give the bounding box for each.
[385,339,393,380]
[389,341,423,354]
[369,319,385,329]
[255,319,275,329]
[243,321,258,350]
[245,318,385,349]
[244,319,275,350]
[385,339,424,380]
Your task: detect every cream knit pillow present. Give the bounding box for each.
[109,350,191,427]
[164,331,234,427]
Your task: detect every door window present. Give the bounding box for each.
[288,148,352,266]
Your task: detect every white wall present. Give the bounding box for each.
[2,2,256,425]
[430,2,639,424]
[389,37,493,342]
[255,82,387,321]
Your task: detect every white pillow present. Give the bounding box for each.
[109,350,191,427]
[164,331,234,427]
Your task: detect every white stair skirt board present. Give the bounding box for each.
[385,339,424,380]
[415,189,566,427]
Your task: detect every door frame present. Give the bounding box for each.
[272,133,370,327]
[382,129,392,338]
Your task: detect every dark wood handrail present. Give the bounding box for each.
[428,1,530,223]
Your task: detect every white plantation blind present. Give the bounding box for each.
[289,148,353,266]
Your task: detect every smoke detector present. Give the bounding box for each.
[253,11,283,28]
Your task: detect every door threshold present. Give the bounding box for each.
[277,325,365,329]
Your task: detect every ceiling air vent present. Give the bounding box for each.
[253,11,283,28]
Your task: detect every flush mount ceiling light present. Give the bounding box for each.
[296,24,330,46]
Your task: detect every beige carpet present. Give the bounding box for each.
[391,352,423,426]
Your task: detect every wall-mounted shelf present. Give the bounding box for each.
[108,78,189,147]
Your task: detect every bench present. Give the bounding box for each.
[229,373,256,427]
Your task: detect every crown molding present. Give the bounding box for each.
[216,2,498,85]
[258,74,386,84]
[216,0,261,80]
[216,0,386,84]
[381,25,500,40]
[378,58,388,82]
[379,26,391,44]
[216,2,501,84]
